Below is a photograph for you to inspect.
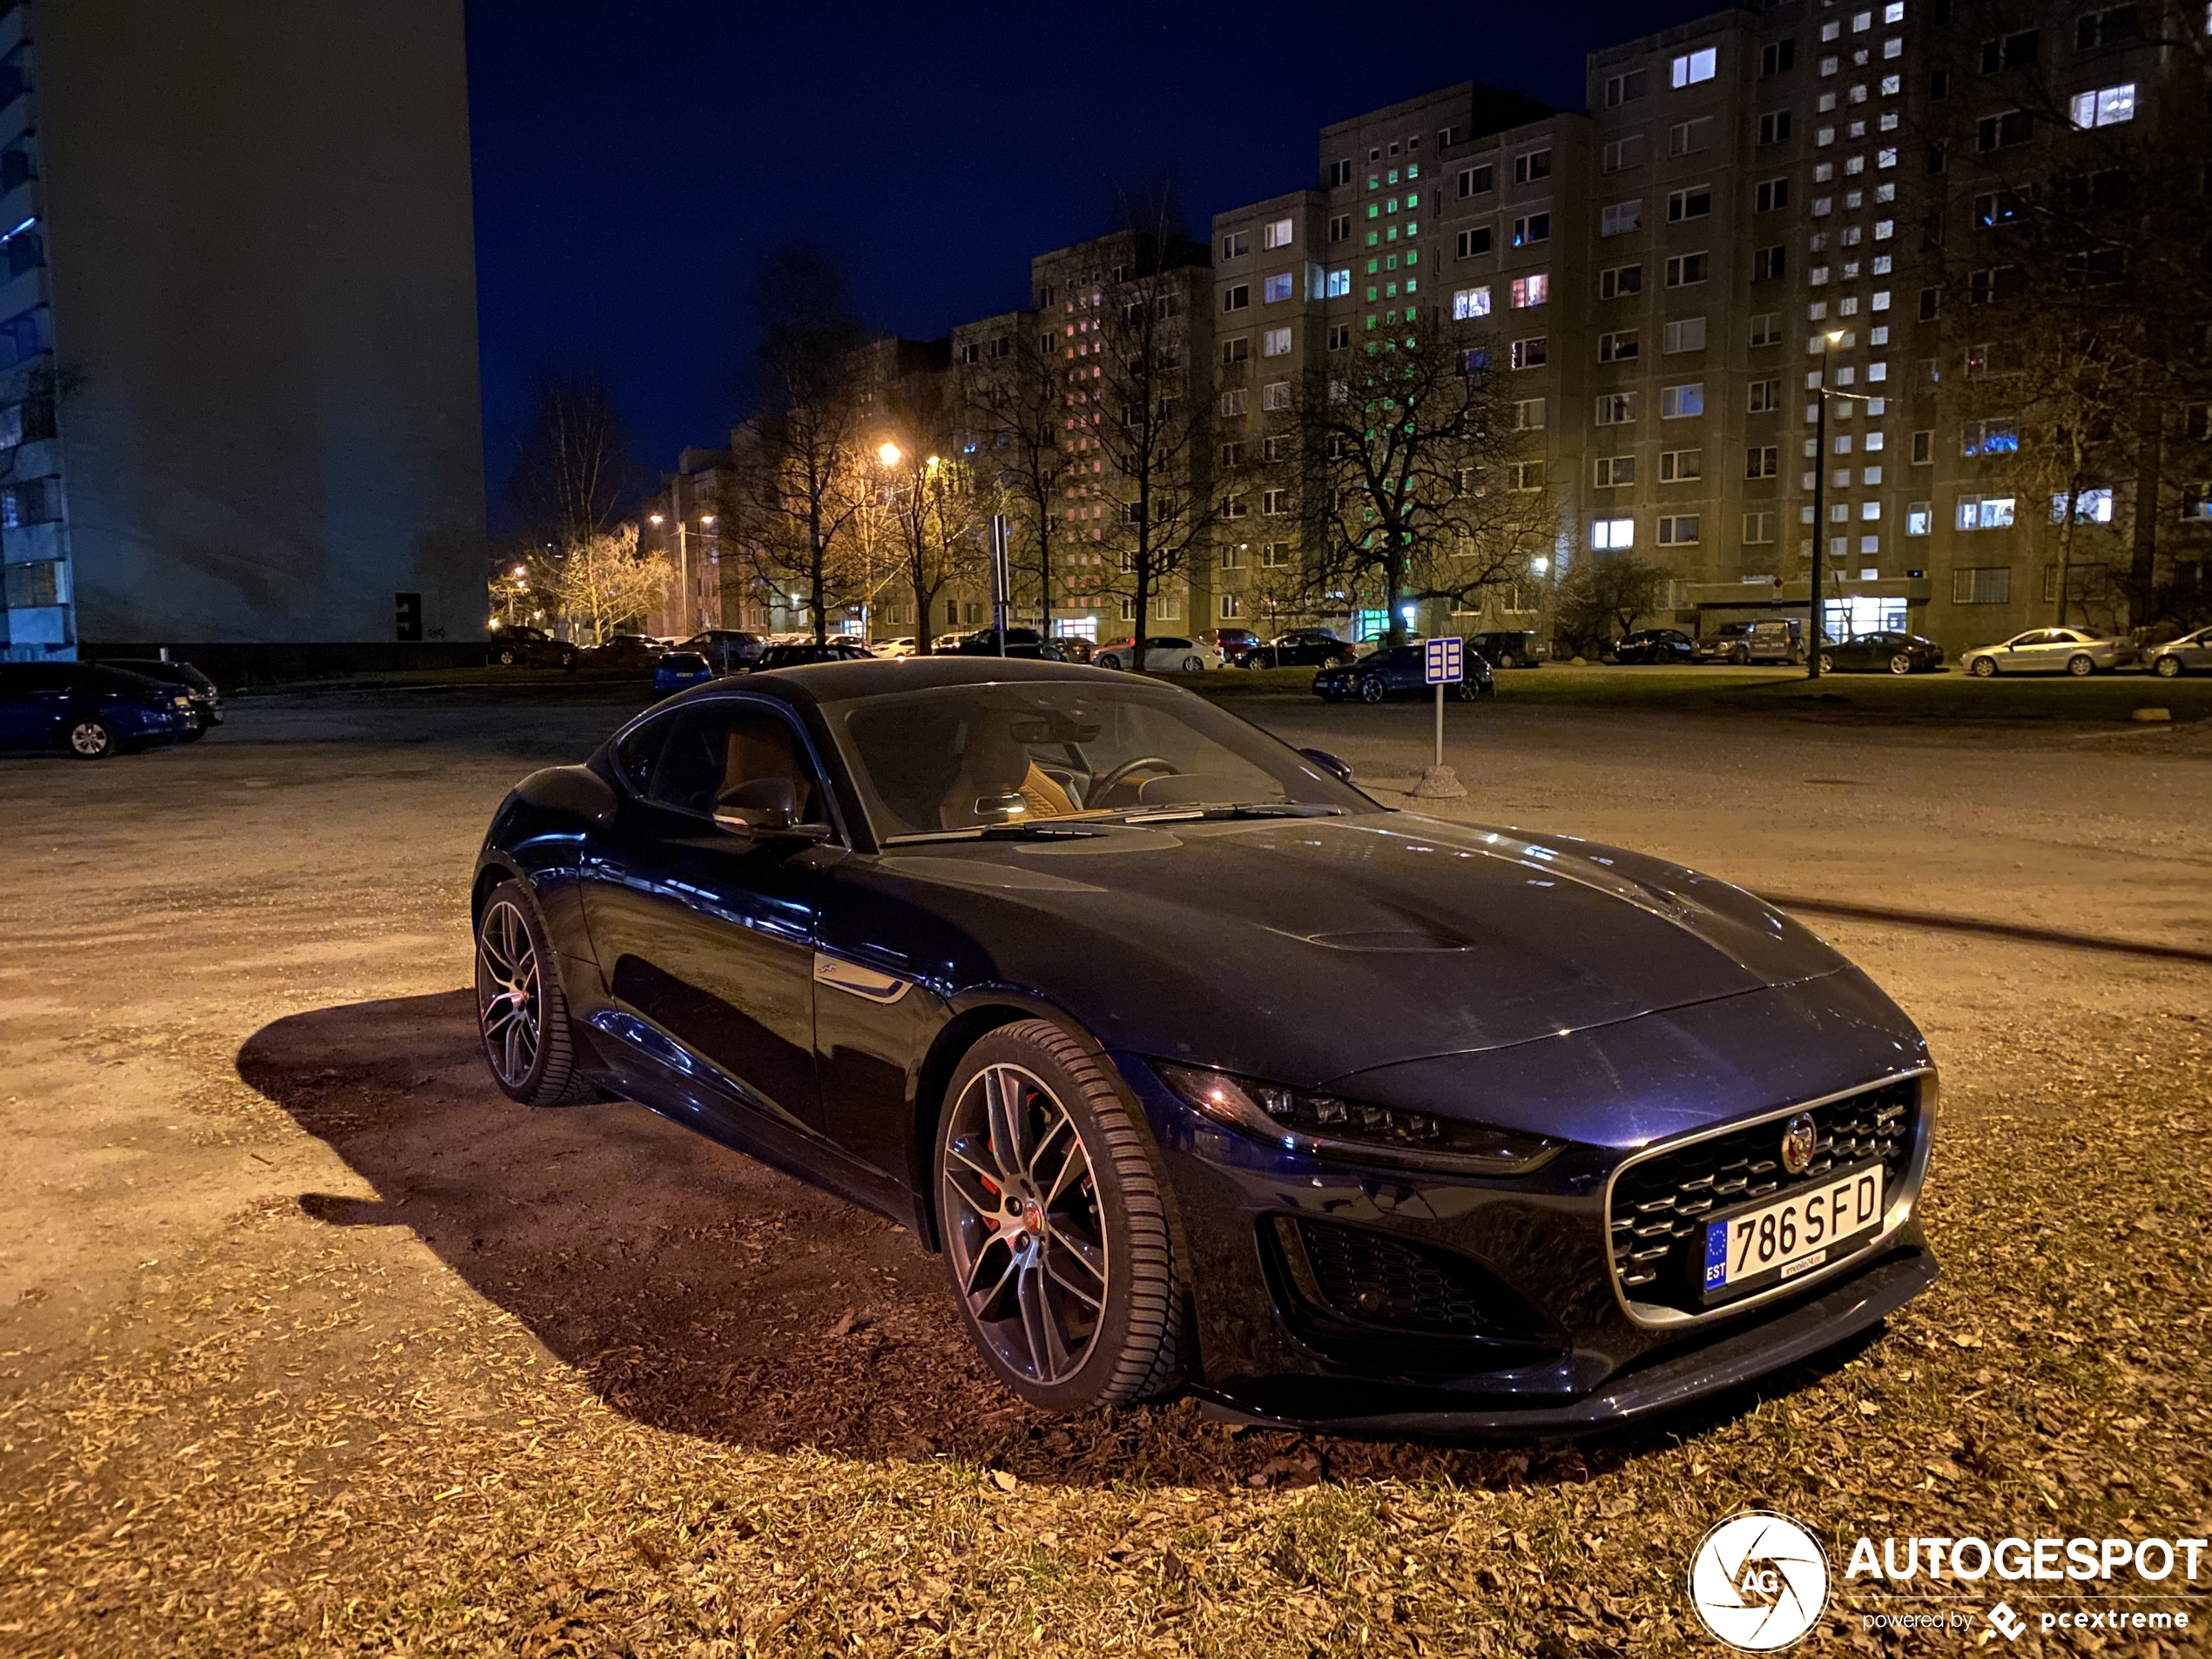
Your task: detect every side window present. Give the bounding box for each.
[612,716,672,794]
[647,704,830,825]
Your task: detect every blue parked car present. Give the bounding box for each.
[651,651,714,696]
[1312,640,1495,704]
[0,662,198,758]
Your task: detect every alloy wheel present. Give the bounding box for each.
[2155,655,2181,678]
[941,1063,1109,1387]
[67,718,114,759]
[1889,654,1913,675]
[475,898,543,1088]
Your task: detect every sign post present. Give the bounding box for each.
[1412,636,1469,800]
[988,515,1010,658]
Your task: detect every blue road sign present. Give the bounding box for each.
[1425,636,1465,685]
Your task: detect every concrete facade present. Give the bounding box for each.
[0,0,486,658]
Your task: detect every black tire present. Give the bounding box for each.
[66,717,116,759]
[1181,655,1204,673]
[1817,652,1836,674]
[1358,675,1386,704]
[2067,653,2095,677]
[1450,678,1480,702]
[475,880,592,1106]
[2154,654,2182,678]
[1970,656,1998,678]
[1733,646,1751,666]
[495,646,519,666]
[1100,654,1124,671]
[935,1019,1184,1411]
[1888,653,1914,676]
[560,650,578,671]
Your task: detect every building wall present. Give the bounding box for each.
[29,0,485,649]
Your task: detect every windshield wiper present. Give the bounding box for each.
[1119,802,1346,824]
[881,823,1109,846]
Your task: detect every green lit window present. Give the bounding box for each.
[1385,253,1399,269]
[1366,259,1379,273]
[1406,277,1419,293]
[1388,168,1400,183]
[1365,314,1378,329]
[1384,281,1398,296]
[1386,198,1399,212]
[1407,162,1420,179]
[1406,250,1419,266]
[1406,192,1420,208]
[1366,231,1379,246]
[1366,341,1378,354]
[1386,226,1399,241]
[1406,220,1420,235]
[1366,203,1379,219]
[1367,174,1379,190]
[1365,285,1378,300]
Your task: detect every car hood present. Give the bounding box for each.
[833,811,1856,1089]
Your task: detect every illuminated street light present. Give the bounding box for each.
[876,441,902,468]
[699,514,716,528]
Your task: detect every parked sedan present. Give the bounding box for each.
[680,630,768,672]
[102,658,224,736]
[1816,631,1946,676]
[1962,627,2135,678]
[1092,635,1222,672]
[583,633,664,671]
[1313,641,1494,703]
[871,637,921,659]
[2147,626,2212,678]
[0,662,197,758]
[487,624,577,670]
[470,657,1937,1430]
[1608,628,1697,665]
[652,651,715,696]
[1239,628,1356,671]
[753,641,875,670]
[950,627,1067,660]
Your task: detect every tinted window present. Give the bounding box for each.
[646,703,829,824]
[612,716,671,792]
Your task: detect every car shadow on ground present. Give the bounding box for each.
[237,991,1880,1493]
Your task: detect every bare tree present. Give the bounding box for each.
[1554,551,1673,658]
[550,523,670,645]
[1275,320,1553,646]
[878,373,991,651]
[961,324,1064,631]
[508,374,637,551]
[1088,231,1217,663]
[729,247,871,644]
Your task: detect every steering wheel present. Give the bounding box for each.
[1083,755,1179,808]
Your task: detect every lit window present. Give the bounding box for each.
[2051,487,2114,523]
[1962,420,2018,455]
[1671,47,1718,86]
[1661,382,1706,418]
[1905,502,1932,535]
[1592,517,1636,550]
[1262,381,1291,410]
[1325,267,1351,298]
[1955,496,2016,529]
[2069,83,2136,128]
[1510,336,1548,369]
[1262,327,1292,357]
[1261,217,1296,250]
[1263,273,1294,303]
[1510,273,1549,307]
[1452,285,1492,320]
[1513,213,1551,246]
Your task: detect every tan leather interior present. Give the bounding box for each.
[725,722,816,820]
[939,715,1075,827]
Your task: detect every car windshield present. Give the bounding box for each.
[822,679,1370,839]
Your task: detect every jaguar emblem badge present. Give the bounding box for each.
[1778,1113,1819,1175]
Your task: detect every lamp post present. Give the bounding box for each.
[1807,329,1845,682]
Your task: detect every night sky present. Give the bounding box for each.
[464,0,1708,526]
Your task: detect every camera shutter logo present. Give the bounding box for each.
[1688,1510,1830,1650]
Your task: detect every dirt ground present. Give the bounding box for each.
[2,681,2207,1657]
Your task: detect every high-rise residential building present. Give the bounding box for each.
[0,0,486,661]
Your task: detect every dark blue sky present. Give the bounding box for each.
[464,0,1706,522]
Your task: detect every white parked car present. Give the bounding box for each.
[2147,626,2212,678]
[1961,627,2136,678]
[873,636,920,658]
[1092,635,1223,672]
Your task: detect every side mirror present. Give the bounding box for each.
[712,777,831,841]
[1298,746,1354,784]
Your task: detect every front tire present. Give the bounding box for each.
[2154,654,2182,678]
[495,647,519,666]
[1970,656,1998,678]
[936,1020,1183,1411]
[1817,652,1836,674]
[1358,675,1386,704]
[475,880,591,1106]
[66,717,117,759]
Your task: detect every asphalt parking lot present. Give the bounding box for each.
[2,676,2208,1656]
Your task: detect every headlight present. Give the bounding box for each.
[1155,1062,1562,1176]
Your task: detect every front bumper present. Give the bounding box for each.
[1114,973,1939,1433]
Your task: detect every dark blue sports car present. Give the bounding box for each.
[470,658,1937,1431]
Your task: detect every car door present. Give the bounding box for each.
[0,664,72,747]
[2183,629,2212,670]
[582,698,839,1138]
[2006,630,2058,671]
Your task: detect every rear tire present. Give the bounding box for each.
[2154,654,2182,678]
[2067,653,2095,677]
[936,1020,1184,1411]
[66,717,116,759]
[1888,653,1913,676]
[1817,653,1836,674]
[496,646,519,666]
[1181,655,1204,673]
[475,880,592,1106]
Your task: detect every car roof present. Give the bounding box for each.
[675,654,1122,712]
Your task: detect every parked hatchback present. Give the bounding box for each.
[0,663,197,758]
[487,624,577,670]
[2147,626,2212,678]
[1962,627,2134,677]
[652,651,715,696]
[1608,628,1696,665]
[101,658,224,735]
[1467,629,1542,669]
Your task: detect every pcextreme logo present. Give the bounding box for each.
[1689,1510,1831,1651]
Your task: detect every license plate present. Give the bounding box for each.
[1703,1163,1885,1299]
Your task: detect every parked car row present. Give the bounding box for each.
[1313,641,1497,703]
[0,661,208,758]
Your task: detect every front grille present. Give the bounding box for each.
[1282,1217,1541,1339]
[1608,1077,1920,1314]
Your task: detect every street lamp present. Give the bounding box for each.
[877,441,903,469]
[1808,329,1845,681]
